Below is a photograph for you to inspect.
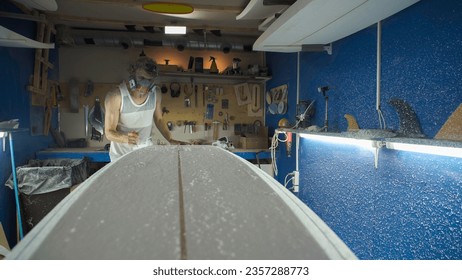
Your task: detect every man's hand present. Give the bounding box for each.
[127,131,139,145]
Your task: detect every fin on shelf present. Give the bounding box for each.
[388,98,425,138]
[344,114,360,132]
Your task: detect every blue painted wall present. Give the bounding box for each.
[0,1,56,247]
[266,0,462,259]
[265,53,298,182]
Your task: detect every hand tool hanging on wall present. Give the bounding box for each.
[223,113,229,131]
[161,84,168,94]
[56,83,64,102]
[167,121,174,131]
[202,85,207,106]
[69,78,80,113]
[249,84,263,116]
[183,82,193,107]
[43,94,52,135]
[85,80,94,97]
[51,104,66,148]
[162,106,170,116]
[89,98,105,141]
[205,104,214,120]
[194,84,198,107]
[222,99,229,109]
[83,105,90,137]
[184,121,196,134]
[170,82,181,98]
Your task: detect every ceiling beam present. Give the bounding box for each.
[60,0,243,13]
[46,14,261,35]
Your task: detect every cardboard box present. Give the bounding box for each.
[239,136,268,149]
[238,126,269,149]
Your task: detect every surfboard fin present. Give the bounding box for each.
[344,114,360,132]
[434,103,462,142]
[388,98,425,138]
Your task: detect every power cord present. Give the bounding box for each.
[284,172,295,190]
[270,131,289,176]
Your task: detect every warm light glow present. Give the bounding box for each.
[386,142,462,158]
[164,26,187,35]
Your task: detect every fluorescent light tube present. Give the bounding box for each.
[386,142,462,158]
[164,26,186,34]
[299,133,378,150]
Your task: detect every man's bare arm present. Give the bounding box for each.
[104,88,138,144]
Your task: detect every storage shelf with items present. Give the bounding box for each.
[158,70,271,84]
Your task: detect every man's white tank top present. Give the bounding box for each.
[109,82,157,161]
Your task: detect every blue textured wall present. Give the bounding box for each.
[299,139,461,259]
[265,53,298,183]
[266,0,462,259]
[0,1,56,247]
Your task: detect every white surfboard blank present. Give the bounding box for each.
[6,146,356,260]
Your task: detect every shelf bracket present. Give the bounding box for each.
[301,43,332,55]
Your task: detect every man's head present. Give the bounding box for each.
[128,56,158,93]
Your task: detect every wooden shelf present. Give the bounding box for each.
[158,70,271,84]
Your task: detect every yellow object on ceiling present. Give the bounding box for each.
[142,2,194,14]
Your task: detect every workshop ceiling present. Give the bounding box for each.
[8,0,295,50]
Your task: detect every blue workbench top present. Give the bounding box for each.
[36,147,271,162]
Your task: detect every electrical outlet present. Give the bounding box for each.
[293,170,299,192]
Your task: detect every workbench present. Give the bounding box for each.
[36,147,271,163]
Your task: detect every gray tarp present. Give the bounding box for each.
[5,158,88,195]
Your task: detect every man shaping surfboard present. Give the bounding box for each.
[104,56,183,161]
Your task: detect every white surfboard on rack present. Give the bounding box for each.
[12,0,57,11]
[6,146,356,260]
[236,0,289,20]
[0,25,54,48]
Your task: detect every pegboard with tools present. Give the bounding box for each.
[157,81,264,136]
[56,79,265,145]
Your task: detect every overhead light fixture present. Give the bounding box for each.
[143,2,194,14]
[164,26,187,35]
